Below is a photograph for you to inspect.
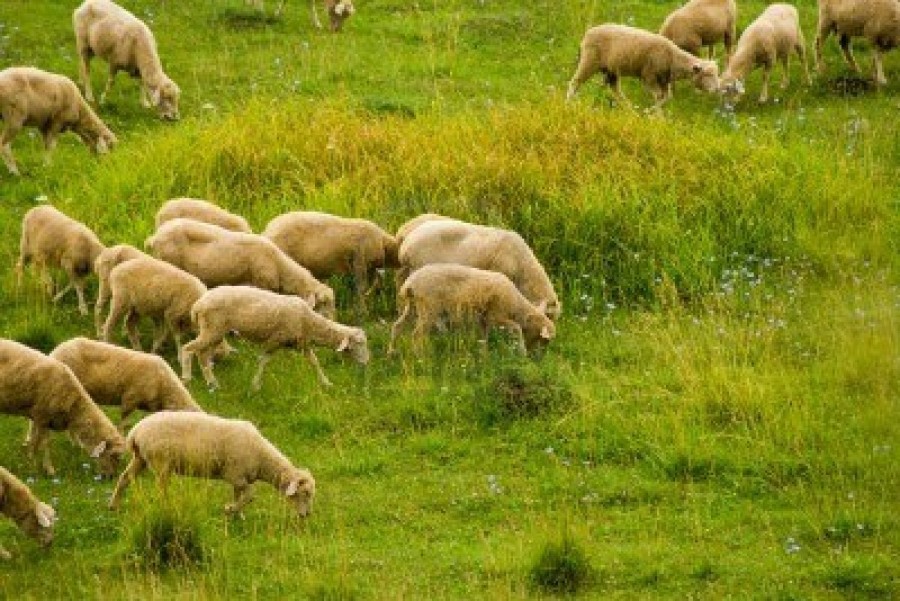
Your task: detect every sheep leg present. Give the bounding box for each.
[39,264,55,297]
[0,122,22,176]
[95,280,109,336]
[225,480,253,515]
[838,35,859,73]
[759,65,771,103]
[100,66,116,105]
[814,18,831,74]
[125,312,142,351]
[101,295,126,343]
[77,48,94,102]
[150,322,171,354]
[311,0,323,29]
[565,50,599,101]
[252,352,272,391]
[650,84,672,113]
[388,301,414,355]
[873,49,887,86]
[182,333,221,387]
[780,55,791,90]
[610,75,632,109]
[797,41,811,85]
[306,349,333,387]
[52,282,74,303]
[41,124,63,166]
[27,425,55,476]
[108,455,146,510]
[23,420,34,447]
[497,318,527,355]
[73,278,89,316]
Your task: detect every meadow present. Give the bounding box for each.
[0,0,898,598]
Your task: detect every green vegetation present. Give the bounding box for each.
[0,0,897,598]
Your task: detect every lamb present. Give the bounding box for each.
[398,219,562,320]
[74,0,180,119]
[389,264,555,356]
[312,0,355,32]
[0,67,116,176]
[0,467,57,560]
[155,198,252,233]
[16,205,105,316]
[262,211,398,312]
[94,244,149,335]
[720,5,810,103]
[0,339,125,477]
[659,0,737,62]
[50,338,203,432]
[814,0,900,86]
[146,219,336,318]
[566,24,721,110]
[181,286,369,390]
[394,213,456,248]
[109,411,316,518]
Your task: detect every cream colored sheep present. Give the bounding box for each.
[16,205,105,316]
[263,211,398,312]
[0,67,116,176]
[155,198,252,233]
[74,0,180,119]
[721,5,810,103]
[0,467,56,560]
[566,24,721,110]
[50,338,203,432]
[0,339,125,477]
[389,264,555,355]
[94,244,149,335]
[660,0,737,61]
[146,219,336,318]
[313,0,355,32]
[109,411,316,517]
[398,219,562,320]
[181,286,369,390]
[815,0,900,86]
[394,213,456,248]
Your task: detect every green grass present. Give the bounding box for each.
[1,0,898,598]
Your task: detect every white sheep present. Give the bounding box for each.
[262,211,398,312]
[155,198,252,233]
[398,219,562,320]
[94,243,149,335]
[181,285,369,390]
[146,218,336,318]
[74,0,180,119]
[0,339,125,477]
[566,23,721,110]
[660,0,738,61]
[0,467,57,560]
[313,0,355,32]
[394,213,456,248]
[721,5,810,103]
[50,338,203,432]
[389,264,555,355]
[0,67,116,176]
[815,0,900,86]
[109,411,316,518]
[16,205,105,316]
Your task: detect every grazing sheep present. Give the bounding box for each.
[263,211,398,312]
[398,219,562,320]
[0,339,125,477]
[146,219,336,318]
[721,5,810,103]
[181,286,369,390]
[155,198,252,233]
[16,205,105,316]
[94,244,149,335]
[566,24,721,110]
[50,338,202,432]
[312,0,355,32]
[0,67,116,176]
[394,213,456,248]
[0,467,56,560]
[74,0,180,119]
[101,256,207,361]
[815,0,900,86]
[660,0,738,61]
[389,264,555,355]
[109,411,316,518]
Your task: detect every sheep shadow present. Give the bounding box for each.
[213,8,282,30]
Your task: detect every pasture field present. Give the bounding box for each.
[0,0,898,598]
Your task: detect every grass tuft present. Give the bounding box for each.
[528,533,594,596]
[476,360,573,426]
[127,509,206,572]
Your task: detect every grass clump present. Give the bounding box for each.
[476,361,573,426]
[12,324,59,354]
[528,533,594,596]
[127,509,206,572]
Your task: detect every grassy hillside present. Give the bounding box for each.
[0,0,898,599]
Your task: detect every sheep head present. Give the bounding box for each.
[691,60,720,94]
[150,77,181,121]
[328,0,354,31]
[719,75,745,102]
[17,501,57,547]
[90,438,126,477]
[283,470,316,518]
[336,327,369,365]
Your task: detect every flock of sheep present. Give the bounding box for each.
[1,199,560,557]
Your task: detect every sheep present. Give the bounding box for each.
[94,244,149,335]
[146,219,336,318]
[109,411,316,518]
[0,467,57,560]
[16,205,105,316]
[659,0,738,62]
[181,286,369,390]
[814,0,900,86]
[394,213,456,248]
[389,264,555,356]
[74,0,180,119]
[262,211,398,313]
[0,339,125,477]
[0,67,116,176]
[247,0,354,31]
[50,338,203,433]
[720,5,810,103]
[155,198,252,233]
[398,219,562,320]
[566,24,721,110]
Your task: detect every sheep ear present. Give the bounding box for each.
[541,325,553,340]
[337,337,350,352]
[536,299,549,315]
[306,294,317,307]
[285,479,299,497]
[692,63,703,74]
[35,503,55,528]
[90,440,107,458]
